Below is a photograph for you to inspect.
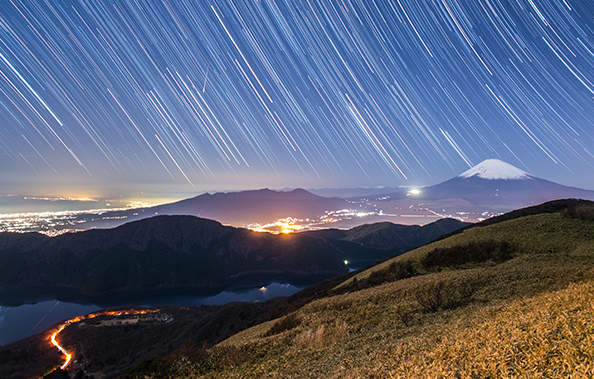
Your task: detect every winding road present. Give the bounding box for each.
[48,309,160,372]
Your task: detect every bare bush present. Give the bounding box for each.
[412,276,483,313]
[315,324,326,348]
[263,313,301,337]
[295,327,318,350]
[331,321,349,345]
[367,261,417,287]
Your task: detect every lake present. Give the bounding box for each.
[0,282,301,346]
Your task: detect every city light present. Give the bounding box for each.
[23,196,98,202]
[0,200,162,235]
[247,217,307,234]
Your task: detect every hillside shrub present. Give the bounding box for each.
[207,345,244,370]
[367,260,418,286]
[563,202,594,221]
[121,356,173,379]
[263,313,301,337]
[355,240,512,292]
[420,239,515,269]
[412,276,483,313]
[308,297,353,314]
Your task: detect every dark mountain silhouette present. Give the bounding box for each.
[302,218,470,266]
[156,188,347,225]
[307,186,405,198]
[0,215,348,305]
[0,215,468,306]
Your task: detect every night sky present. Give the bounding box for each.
[1,0,594,199]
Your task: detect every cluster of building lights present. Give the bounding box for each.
[246,209,379,234]
[247,217,308,234]
[322,209,376,219]
[0,210,91,233]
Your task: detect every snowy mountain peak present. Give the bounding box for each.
[459,159,531,180]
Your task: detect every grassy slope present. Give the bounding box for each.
[341,212,594,284]
[125,212,594,378]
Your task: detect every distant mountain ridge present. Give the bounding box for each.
[64,188,349,230]
[0,215,233,256]
[152,188,348,225]
[19,159,594,231]
[356,159,594,220]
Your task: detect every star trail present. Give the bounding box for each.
[1,0,594,198]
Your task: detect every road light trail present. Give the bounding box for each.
[50,324,72,370]
[48,308,160,372]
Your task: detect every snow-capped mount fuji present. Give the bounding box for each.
[364,159,594,221]
[422,159,594,207]
[459,159,532,180]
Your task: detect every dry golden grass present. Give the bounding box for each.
[386,280,594,378]
[179,267,594,378]
[129,213,594,379]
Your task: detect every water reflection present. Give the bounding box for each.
[136,283,300,307]
[0,301,100,346]
[0,282,300,346]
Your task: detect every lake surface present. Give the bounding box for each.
[0,282,300,346]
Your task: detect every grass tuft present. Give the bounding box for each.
[295,321,349,350]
